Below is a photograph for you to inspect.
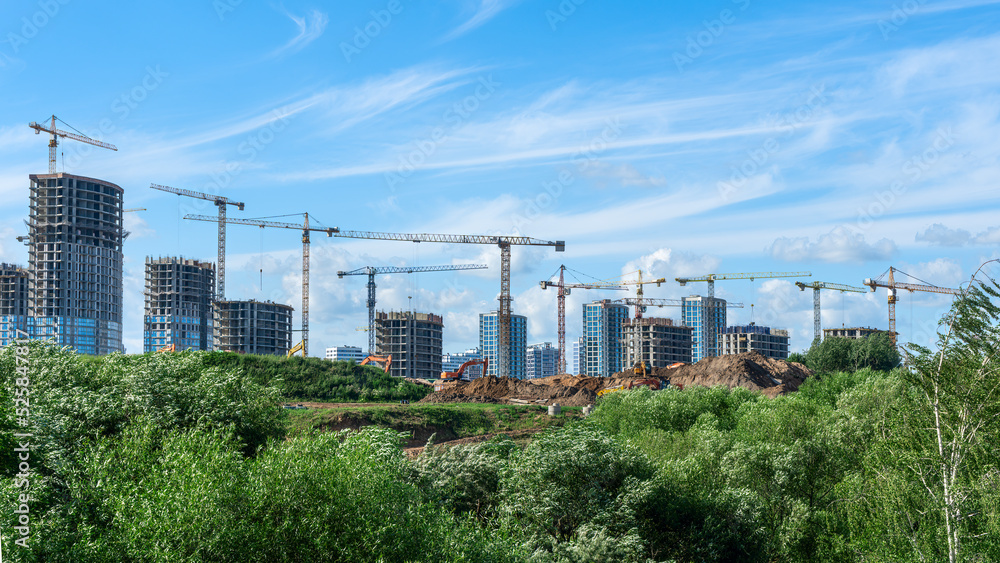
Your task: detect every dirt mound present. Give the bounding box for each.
[635,351,811,397]
[420,375,598,406]
[419,352,811,405]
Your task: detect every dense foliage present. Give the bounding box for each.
[200,350,432,402]
[800,330,901,373]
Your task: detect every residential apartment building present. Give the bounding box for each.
[682,295,727,363]
[720,325,790,360]
[622,317,693,368]
[479,311,527,378]
[526,342,558,379]
[583,299,629,377]
[376,311,444,379]
[0,263,29,347]
[143,256,215,352]
[28,173,124,354]
[214,299,293,356]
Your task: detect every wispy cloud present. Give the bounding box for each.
[442,0,521,42]
[768,227,897,263]
[269,8,329,58]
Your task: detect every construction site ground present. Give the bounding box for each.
[421,350,812,405]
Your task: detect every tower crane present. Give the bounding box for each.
[674,271,810,359]
[332,230,565,378]
[29,116,117,174]
[185,213,338,357]
[540,265,628,373]
[863,267,961,345]
[795,281,867,343]
[153,184,245,300]
[338,264,489,355]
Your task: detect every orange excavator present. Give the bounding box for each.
[441,358,488,381]
[156,343,176,353]
[360,354,392,373]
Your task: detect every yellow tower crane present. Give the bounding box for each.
[29,116,117,173]
[863,267,961,346]
[185,213,337,357]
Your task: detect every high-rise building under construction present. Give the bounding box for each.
[376,311,444,379]
[143,257,215,352]
[27,173,124,355]
[214,299,293,356]
[0,263,30,347]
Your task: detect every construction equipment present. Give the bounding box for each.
[540,265,628,373]
[675,271,810,358]
[333,230,565,378]
[29,116,118,174]
[441,358,488,381]
[795,281,868,343]
[338,264,488,355]
[287,341,304,358]
[185,213,338,357]
[156,343,176,353]
[628,378,661,391]
[154,184,246,300]
[360,354,393,373]
[863,267,961,345]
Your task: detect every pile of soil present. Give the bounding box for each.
[421,375,599,407]
[420,352,812,405]
[636,351,812,398]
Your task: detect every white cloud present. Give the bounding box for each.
[768,227,897,263]
[269,8,329,58]
[442,0,521,41]
[622,248,721,282]
[973,226,1000,244]
[915,223,971,246]
[580,161,667,188]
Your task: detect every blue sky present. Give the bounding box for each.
[2,0,999,356]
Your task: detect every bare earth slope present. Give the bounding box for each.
[419,351,812,404]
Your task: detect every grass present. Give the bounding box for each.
[286,403,583,446]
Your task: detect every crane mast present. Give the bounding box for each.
[863,267,960,345]
[151,184,245,300]
[185,213,337,357]
[29,115,118,174]
[795,281,867,343]
[540,265,628,373]
[337,264,489,355]
[334,230,565,378]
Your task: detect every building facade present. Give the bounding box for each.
[143,256,215,352]
[479,311,527,378]
[526,342,558,379]
[376,311,444,379]
[583,299,629,377]
[622,317,693,368]
[326,345,365,362]
[822,327,888,340]
[571,336,585,375]
[442,347,482,372]
[682,295,727,363]
[27,173,124,355]
[214,299,293,356]
[0,263,29,347]
[720,325,790,359]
